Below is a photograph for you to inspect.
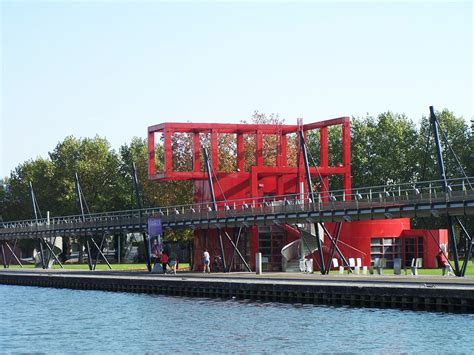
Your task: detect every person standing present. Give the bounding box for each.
[203,249,210,273]
[161,251,169,274]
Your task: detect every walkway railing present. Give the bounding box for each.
[1,177,473,238]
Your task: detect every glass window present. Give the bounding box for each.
[383,238,393,245]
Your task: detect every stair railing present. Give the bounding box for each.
[281,239,300,271]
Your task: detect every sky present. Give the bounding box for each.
[1,0,472,178]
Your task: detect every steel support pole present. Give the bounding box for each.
[455,217,473,276]
[132,162,151,272]
[5,241,23,268]
[430,107,448,191]
[41,237,64,268]
[447,218,461,276]
[85,239,93,270]
[142,232,152,272]
[45,236,55,267]
[75,173,86,218]
[38,238,46,269]
[223,230,251,272]
[430,106,461,276]
[325,222,342,274]
[1,242,6,268]
[203,147,227,272]
[118,234,121,265]
[299,130,325,274]
[132,162,144,210]
[319,224,352,273]
[75,174,94,270]
[29,181,39,221]
[92,234,112,270]
[228,227,243,271]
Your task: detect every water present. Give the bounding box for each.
[1,285,473,354]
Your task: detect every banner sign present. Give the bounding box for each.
[148,217,163,263]
[148,217,162,237]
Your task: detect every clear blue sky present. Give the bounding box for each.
[1,1,472,178]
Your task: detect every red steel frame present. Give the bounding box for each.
[148,118,351,191]
[148,117,351,270]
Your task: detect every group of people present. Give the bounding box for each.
[157,242,454,276]
[202,249,223,273]
[152,239,178,274]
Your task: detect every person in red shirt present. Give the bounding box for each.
[161,251,168,274]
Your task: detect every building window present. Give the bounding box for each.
[370,237,401,267]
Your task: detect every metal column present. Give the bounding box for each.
[203,147,227,271]
[75,173,94,271]
[430,106,461,275]
[299,130,325,274]
[132,162,151,272]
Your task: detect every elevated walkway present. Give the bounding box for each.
[1,178,473,240]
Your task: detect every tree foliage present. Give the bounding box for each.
[305,110,472,191]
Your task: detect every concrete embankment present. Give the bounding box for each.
[1,269,473,313]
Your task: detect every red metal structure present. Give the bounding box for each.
[148,118,351,270]
[148,117,447,271]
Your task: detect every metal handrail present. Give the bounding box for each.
[281,239,301,272]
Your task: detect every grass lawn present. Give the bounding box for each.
[6,261,474,275]
[7,263,191,271]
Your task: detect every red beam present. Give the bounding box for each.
[148,116,350,135]
[193,132,200,172]
[302,116,350,131]
[148,131,155,177]
[237,133,244,172]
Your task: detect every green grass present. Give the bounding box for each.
[7,263,191,271]
[6,261,474,275]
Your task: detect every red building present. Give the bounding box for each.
[148,117,447,271]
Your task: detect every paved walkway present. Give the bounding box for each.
[2,268,474,289]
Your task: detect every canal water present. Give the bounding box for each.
[1,284,473,353]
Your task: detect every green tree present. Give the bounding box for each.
[0,178,7,222]
[4,158,55,220]
[49,135,125,215]
[350,112,420,188]
[418,109,473,183]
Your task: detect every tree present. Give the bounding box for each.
[0,178,6,222]
[242,110,298,169]
[418,109,473,182]
[350,112,420,188]
[3,158,55,220]
[49,135,126,215]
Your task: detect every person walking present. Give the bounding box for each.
[168,252,178,275]
[203,249,210,273]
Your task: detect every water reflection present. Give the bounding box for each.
[1,285,473,353]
